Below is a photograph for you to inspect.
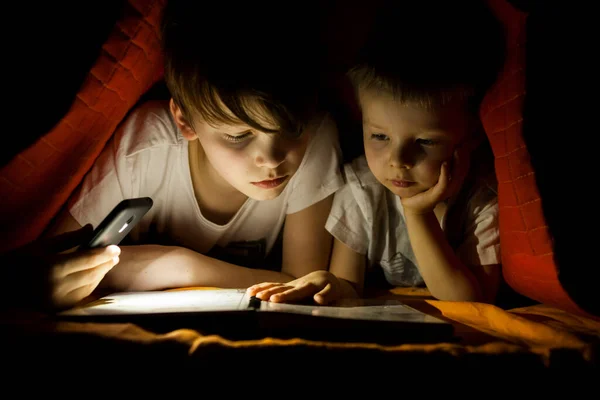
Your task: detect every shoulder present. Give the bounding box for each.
[465,139,498,207]
[344,155,384,195]
[316,113,338,137]
[448,167,499,234]
[463,160,499,216]
[332,156,387,217]
[291,113,343,182]
[450,137,499,216]
[284,113,345,213]
[292,112,341,175]
[466,176,499,228]
[447,168,501,266]
[304,113,340,154]
[115,100,184,158]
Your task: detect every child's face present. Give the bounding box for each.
[172,100,310,201]
[196,121,310,200]
[359,88,471,199]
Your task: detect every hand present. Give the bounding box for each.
[2,225,121,311]
[401,145,471,215]
[247,270,346,305]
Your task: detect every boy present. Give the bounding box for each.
[249,0,505,305]
[40,1,344,310]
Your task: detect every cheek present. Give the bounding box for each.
[364,139,377,156]
[418,146,453,179]
[202,140,249,176]
[419,158,444,185]
[365,147,387,179]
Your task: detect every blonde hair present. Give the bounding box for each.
[348,65,475,110]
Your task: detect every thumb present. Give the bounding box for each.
[47,224,94,253]
[314,283,336,305]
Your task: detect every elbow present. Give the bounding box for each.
[427,271,494,303]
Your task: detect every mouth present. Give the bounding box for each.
[251,175,289,189]
[390,179,415,188]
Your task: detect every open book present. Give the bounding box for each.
[58,289,455,344]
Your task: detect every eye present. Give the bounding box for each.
[223,132,252,143]
[416,138,438,146]
[370,133,389,141]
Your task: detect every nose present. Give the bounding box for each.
[389,141,416,169]
[254,136,286,169]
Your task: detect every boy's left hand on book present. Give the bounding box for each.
[247,270,344,305]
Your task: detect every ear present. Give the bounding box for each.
[169,98,198,140]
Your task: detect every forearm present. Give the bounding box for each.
[101,245,295,291]
[338,277,361,299]
[329,237,366,299]
[404,212,482,301]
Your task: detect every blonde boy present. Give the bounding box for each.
[250,0,505,304]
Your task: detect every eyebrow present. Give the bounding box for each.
[363,120,452,139]
[363,119,387,131]
[220,129,252,136]
[209,123,252,135]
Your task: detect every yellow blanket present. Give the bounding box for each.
[4,287,598,370]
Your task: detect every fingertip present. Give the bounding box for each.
[255,292,267,301]
[107,245,121,256]
[270,294,281,303]
[314,294,328,305]
[111,256,120,266]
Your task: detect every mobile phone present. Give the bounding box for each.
[82,197,153,249]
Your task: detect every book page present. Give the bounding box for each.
[59,289,248,316]
[259,299,447,324]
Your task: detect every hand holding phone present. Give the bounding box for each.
[82,197,153,249]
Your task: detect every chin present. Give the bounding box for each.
[253,192,283,201]
[246,186,287,201]
[387,184,422,199]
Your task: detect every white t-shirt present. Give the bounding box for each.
[325,155,500,287]
[69,100,344,269]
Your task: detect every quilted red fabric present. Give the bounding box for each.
[481,0,590,317]
[0,0,165,252]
